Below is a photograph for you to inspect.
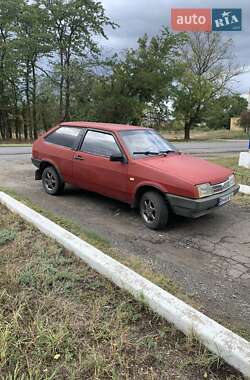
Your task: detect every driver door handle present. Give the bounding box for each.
[74,155,85,161]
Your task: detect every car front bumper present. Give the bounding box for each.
[167,184,240,218]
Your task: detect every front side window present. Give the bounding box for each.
[119,129,177,159]
[81,130,121,157]
[45,126,82,149]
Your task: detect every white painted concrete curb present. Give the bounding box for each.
[0,191,250,378]
[239,184,250,195]
[239,152,250,169]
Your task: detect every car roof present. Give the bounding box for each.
[60,121,147,132]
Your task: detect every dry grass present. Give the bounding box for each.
[0,204,243,379]
[0,139,32,146]
[163,129,249,141]
[0,144,32,147]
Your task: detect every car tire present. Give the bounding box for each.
[42,166,64,196]
[140,191,169,230]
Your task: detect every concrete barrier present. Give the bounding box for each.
[0,191,249,378]
[239,184,250,195]
[239,152,250,169]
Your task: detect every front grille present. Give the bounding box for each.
[212,179,231,194]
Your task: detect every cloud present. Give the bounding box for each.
[100,0,250,92]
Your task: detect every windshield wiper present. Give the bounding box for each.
[133,150,176,156]
[159,150,175,155]
[133,150,177,156]
[133,151,159,156]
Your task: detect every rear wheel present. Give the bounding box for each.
[140,191,169,230]
[42,166,64,195]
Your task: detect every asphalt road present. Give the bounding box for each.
[0,139,249,158]
[176,139,249,154]
[0,146,31,160]
[0,154,250,332]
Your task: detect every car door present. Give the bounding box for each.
[73,130,130,202]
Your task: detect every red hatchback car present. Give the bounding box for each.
[32,122,239,229]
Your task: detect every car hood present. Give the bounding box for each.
[138,153,232,185]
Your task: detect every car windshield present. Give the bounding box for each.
[119,129,177,159]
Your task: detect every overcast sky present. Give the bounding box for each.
[100,0,250,95]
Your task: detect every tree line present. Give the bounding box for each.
[0,0,248,141]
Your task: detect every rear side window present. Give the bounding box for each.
[45,127,82,149]
[80,130,121,156]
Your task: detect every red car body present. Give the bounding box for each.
[32,122,239,227]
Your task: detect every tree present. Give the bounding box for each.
[240,110,250,133]
[173,33,241,140]
[0,0,118,141]
[86,29,185,125]
[36,76,60,131]
[38,0,117,121]
[0,0,25,140]
[206,95,248,130]
[15,2,53,139]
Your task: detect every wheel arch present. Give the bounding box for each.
[40,160,64,183]
[132,184,167,208]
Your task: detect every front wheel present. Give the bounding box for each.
[140,191,169,230]
[42,166,64,195]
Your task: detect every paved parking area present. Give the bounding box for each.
[0,156,249,330]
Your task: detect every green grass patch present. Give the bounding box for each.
[207,156,250,206]
[207,156,250,185]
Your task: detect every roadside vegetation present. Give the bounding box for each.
[0,128,248,146]
[208,155,250,206]
[0,142,32,147]
[165,128,249,142]
[0,0,249,143]
[0,203,243,379]
[208,156,250,186]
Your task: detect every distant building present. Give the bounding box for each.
[230,117,241,131]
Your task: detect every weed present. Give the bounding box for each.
[0,229,16,246]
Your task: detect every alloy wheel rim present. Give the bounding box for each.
[142,199,156,223]
[44,171,56,191]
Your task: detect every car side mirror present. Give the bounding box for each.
[110,154,124,162]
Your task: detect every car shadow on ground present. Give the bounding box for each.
[62,184,131,211]
[60,184,217,233]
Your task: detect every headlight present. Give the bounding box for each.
[228,174,236,187]
[196,183,213,198]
